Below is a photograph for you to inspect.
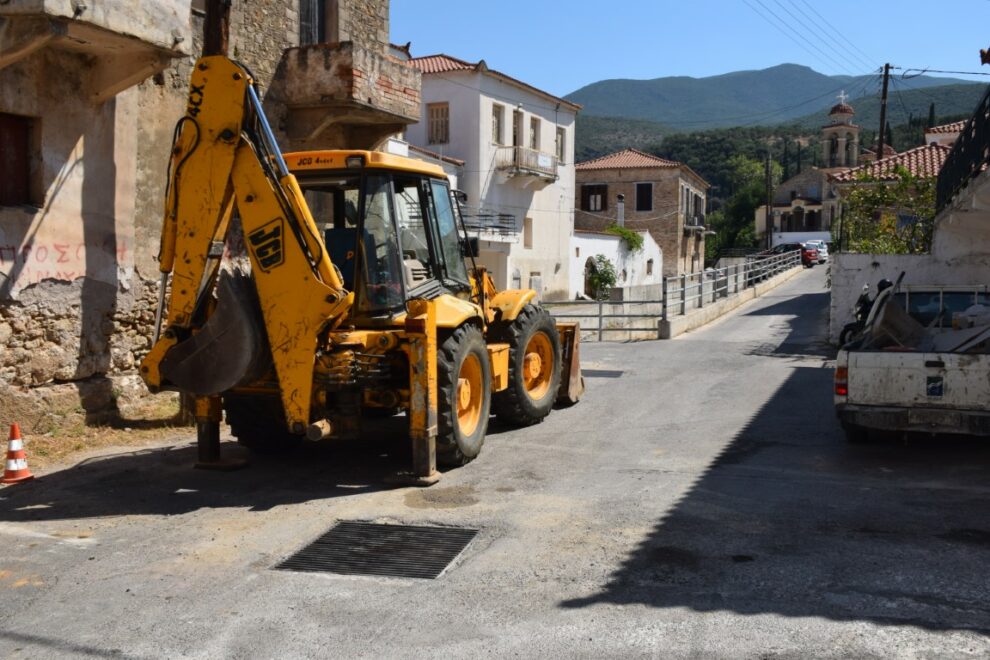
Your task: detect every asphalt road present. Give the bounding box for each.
[2,267,989,658]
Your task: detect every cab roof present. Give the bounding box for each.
[284,150,448,179]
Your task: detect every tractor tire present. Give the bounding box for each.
[491,304,562,427]
[436,324,492,468]
[223,394,303,455]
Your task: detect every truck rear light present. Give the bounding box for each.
[834,366,848,396]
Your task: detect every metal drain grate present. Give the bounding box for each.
[275,521,478,579]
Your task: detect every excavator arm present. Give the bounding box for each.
[140,56,353,433]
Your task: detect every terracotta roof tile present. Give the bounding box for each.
[928,120,967,135]
[409,54,581,111]
[575,148,681,171]
[409,53,475,75]
[830,143,951,183]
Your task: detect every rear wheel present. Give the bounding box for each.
[842,422,871,444]
[224,394,303,454]
[436,324,492,467]
[492,304,562,427]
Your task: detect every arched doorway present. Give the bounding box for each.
[583,257,596,298]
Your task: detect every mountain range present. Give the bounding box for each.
[565,63,985,130]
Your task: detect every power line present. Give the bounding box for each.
[796,0,881,71]
[770,0,875,74]
[744,0,856,75]
[900,67,990,78]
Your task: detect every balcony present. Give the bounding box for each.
[0,1,191,103]
[267,41,421,150]
[931,85,990,258]
[936,85,990,213]
[494,145,558,188]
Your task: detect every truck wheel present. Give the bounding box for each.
[436,324,492,467]
[492,304,562,427]
[224,394,302,454]
[842,422,871,444]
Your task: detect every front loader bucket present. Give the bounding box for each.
[556,322,584,405]
[159,270,272,396]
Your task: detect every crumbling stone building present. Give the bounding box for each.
[0,0,419,433]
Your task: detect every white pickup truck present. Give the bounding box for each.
[834,284,990,443]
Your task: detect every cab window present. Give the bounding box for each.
[428,179,469,285]
[394,175,441,291]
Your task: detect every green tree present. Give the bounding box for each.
[586,255,617,300]
[927,102,936,128]
[885,121,894,150]
[836,166,936,254]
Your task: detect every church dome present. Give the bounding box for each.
[829,102,855,115]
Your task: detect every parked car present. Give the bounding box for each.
[762,242,817,268]
[805,239,829,263]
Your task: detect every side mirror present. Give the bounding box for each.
[451,189,468,204]
[462,236,480,258]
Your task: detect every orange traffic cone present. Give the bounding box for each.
[2,423,34,485]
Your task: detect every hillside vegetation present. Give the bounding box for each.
[565,63,981,128]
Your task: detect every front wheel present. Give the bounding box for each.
[492,304,562,427]
[436,324,492,467]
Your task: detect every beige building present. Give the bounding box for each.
[575,149,708,277]
[755,98,862,246]
[0,0,420,431]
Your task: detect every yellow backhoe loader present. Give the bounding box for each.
[140,56,582,483]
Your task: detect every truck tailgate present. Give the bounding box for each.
[846,351,990,411]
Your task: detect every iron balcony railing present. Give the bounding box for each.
[494,145,558,179]
[460,208,518,236]
[936,84,990,212]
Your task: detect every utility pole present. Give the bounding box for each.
[877,63,891,159]
[765,152,774,249]
[204,0,232,56]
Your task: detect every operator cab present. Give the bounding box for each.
[286,150,472,319]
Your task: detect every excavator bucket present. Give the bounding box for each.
[556,322,584,405]
[159,270,272,396]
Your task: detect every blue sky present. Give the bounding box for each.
[391,0,990,96]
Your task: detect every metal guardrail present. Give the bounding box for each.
[936,85,990,212]
[544,250,802,341]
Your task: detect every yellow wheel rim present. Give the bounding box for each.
[523,332,554,401]
[457,353,484,436]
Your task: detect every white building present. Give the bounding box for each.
[570,228,663,298]
[406,54,580,301]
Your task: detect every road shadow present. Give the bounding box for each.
[744,291,835,359]
[561,363,990,633]
[0,417,417,523]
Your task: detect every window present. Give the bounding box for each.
[0,113,35,207]
[298,0,325,44]
[428,179,469,284]
[529,272,542,292]
[512,109,523,147]
[575,247,580,258]
[427,103,449,144]
[529,117,540,150]
[581,184,607,212]
[492,103,504,144]
[635,182,652,212]
[523,217,533,249]
[646,259,654,276]
[555,127,566,162]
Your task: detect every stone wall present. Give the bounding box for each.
[1,0,302,434]
[328,0,389,53]
[575,166,706,277]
